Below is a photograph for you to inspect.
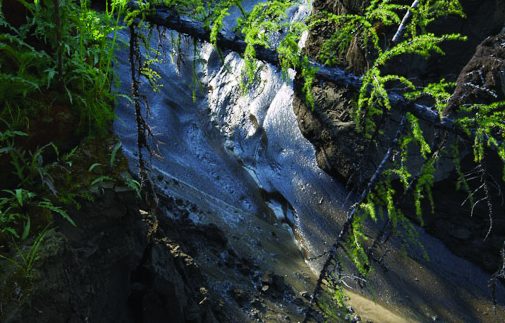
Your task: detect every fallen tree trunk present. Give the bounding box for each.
[143,7,465,136]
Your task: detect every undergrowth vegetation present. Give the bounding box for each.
[0,0,141,309]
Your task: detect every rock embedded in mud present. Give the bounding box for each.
[230,287,250,306]
[260,271,287,296]
[299,290,310,300]
[449,227,472,240]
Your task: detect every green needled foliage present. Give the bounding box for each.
[458,101,505,179]
[356,33,465,135]
[311,0,407,67]
[405,79,456,114]
[237,0,293,87]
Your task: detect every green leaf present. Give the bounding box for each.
[21,217,31,240]
[110,142,122,167]
[91,175,114,186]
[88,162,102,172]
[15,189,26,206]
[38,200,76,227]
[3,227,20,238]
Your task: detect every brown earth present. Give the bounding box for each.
[448,33,505,111]
[0,188,224,323]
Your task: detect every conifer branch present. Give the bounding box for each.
[303,115,408,322]
[142,7,464,136]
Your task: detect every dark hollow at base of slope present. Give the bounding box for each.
[0,189,225,323]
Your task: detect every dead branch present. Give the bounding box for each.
[392,0,420,44]
[481,158,495,241]
[303,115,408,322]
[489,242,505,306]
[140,6,466,137]
[129,24,159,207]
[129,24,148,185]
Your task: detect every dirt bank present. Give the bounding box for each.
[0,186,225,323]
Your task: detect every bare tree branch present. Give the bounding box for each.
[489,242,505,306]
[392,0,420,44]
[303,115,408,322]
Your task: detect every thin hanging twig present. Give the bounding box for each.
[489,242,505,307]
[129,24,149,186]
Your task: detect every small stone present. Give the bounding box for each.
[300,291,311,300]
[250,308,260,319]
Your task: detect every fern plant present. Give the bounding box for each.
[310,0,407,68]
[0,0,128,133]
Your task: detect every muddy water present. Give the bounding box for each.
[113,4,505,322]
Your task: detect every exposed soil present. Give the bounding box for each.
[0,188,223,323]
[0,175,319,323]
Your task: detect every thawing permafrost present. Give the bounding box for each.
[206,49,350,268]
